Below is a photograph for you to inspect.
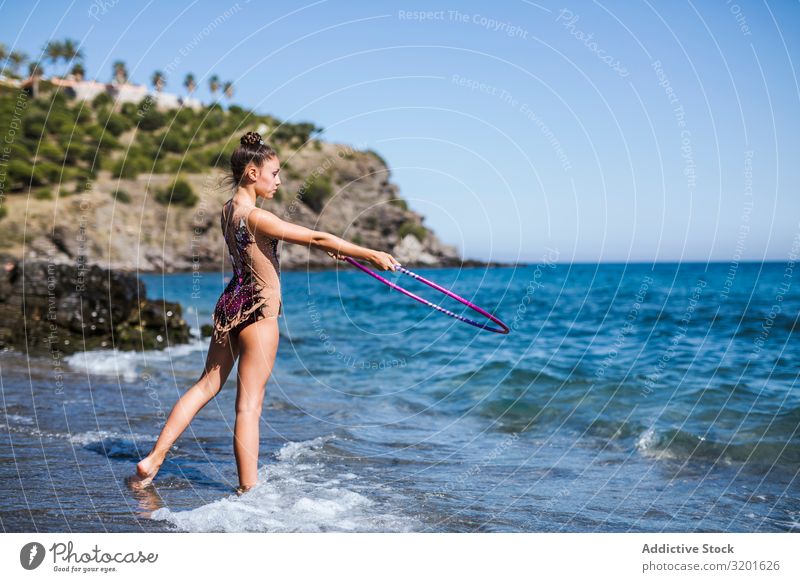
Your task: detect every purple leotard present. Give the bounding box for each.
[211,200,282,343]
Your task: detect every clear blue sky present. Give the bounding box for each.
[3,0,799,263]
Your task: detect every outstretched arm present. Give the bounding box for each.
[249,208,399,271]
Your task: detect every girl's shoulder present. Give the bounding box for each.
[245,205,282,237]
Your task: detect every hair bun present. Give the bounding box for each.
[240,131,263,147]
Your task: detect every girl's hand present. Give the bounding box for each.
[327,250,347,261]
[368,250,401,271]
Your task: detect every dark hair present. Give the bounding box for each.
[222,131,277,190]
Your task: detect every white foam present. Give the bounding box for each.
[64,337,208,382]
[4,414,34,425]
[0,418,153,448]
[634,427,676,460]
[151,435,421,532]
[67,430,150,445]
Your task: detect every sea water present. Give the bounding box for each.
[1,262,797,532]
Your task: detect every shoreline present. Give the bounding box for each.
[149,259,522,274]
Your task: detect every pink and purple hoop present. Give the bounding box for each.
[343,257,510,334]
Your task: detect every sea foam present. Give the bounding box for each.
[151,434,421,532]
[64,336,208,382]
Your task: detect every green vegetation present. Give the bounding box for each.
[92,92,113,109]
[112,154,151,179]
[398,220,427,242]
[298,174,333,213]
[0,83,324,196]
[155,178,197,207]
[271,121,322,146]
[6,160,46,189]
[0,204,6,221]
[388,198,409,211]
[112,189,131,204]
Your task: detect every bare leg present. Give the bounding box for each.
[129,330,239,489]
[233,316,279,492]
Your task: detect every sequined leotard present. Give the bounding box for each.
[211,199,282,343]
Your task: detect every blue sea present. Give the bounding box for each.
[1,262,798,532]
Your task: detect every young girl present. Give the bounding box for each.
[129,131,399,495]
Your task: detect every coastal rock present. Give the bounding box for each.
[0,255,191,355]
[392,234,438,265]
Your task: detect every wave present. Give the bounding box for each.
[633,425,800,467]
[463,387,800,468]
[447,360,565,386]
[0,413,153,456]
[150,434,422,532]
[64,336,208,382]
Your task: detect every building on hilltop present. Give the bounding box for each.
[16,74,203,111]
[49,76,108,101]
[108,79,149,105]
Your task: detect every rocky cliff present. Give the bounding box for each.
[0,141,466,272]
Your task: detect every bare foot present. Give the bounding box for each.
[235,483,256,496]
[128,453,165,490]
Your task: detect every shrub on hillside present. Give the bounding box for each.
[85,127,120,153]
[388,198,408,211]
[102,112,130,136]
[175,108,195,125]
[92,92,113,109]
[208,144,236,168]
[113,154,151,179]
[38,141,64,161]
[113,189,131,204]
[398,220,426,242]
[136,102,166,131]
[120,102,139,118]
[37,161,63,182]
[62,140,88,164]
[181,153,206,173]
[159,130,190,153]
[72,106,93,125]
[298,174,332,213]
[44,110,75,134]
[73,170,95,192]
[204,127,228,143]
[7,160,47,190]
[23,112,47,140]
[155,178,197,207]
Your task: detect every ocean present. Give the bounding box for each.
[1,261,798,532]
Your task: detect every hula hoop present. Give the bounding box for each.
[343,257,510,334]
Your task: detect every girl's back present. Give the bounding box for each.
[211,199,282,343]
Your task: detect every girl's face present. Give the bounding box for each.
[249,156,281,199]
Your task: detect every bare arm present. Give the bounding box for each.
[249,208,399,270]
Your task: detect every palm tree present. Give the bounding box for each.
[183,73,196,96]
[71,62,85,82]
[112,60,127,84]
[28,61,44,97]
[151,70,165,92]
[223,80,234,101]
[209,74,220,101]
[8,51,28,78]
[44,40,64,76]
[61,38,83,72]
